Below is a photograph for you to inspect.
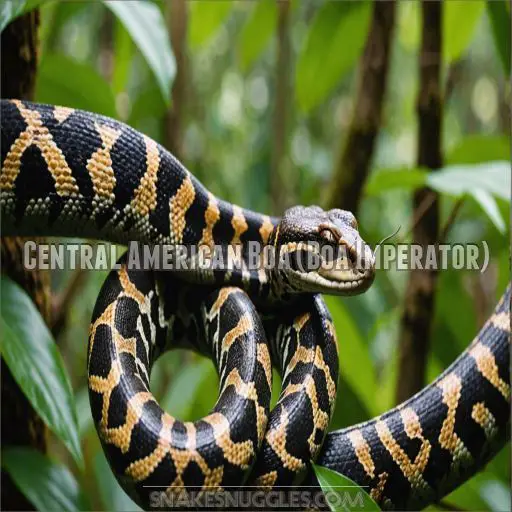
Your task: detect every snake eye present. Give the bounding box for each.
[319,228,337,243]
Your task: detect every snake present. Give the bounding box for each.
[1,99,509,510]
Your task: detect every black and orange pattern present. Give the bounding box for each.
[1,99,509,510]
[314,287,510,509]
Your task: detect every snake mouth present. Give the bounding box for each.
[282,242,375,295]
[290,268,374,294]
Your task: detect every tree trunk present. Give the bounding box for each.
[164,0,188,160]
[395,0,443,404]
[270,0,292,214]
[1,10,49,511]
[326,1,396,213]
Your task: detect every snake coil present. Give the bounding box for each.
[1,100,509,510]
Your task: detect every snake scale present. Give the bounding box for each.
[1,99,509,510]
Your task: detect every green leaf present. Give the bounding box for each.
[238,0,277,72]
[0,276,83,467]
[469,189,505,232]
[324,297,377,416]
[0,0,26,32]
[270,367,281,410]
[36,53,116,118]
[112,18,133,95]
[128,85,167,127]
[426,161,510,202]
[447,135,510,165]
[296,1,371,113]
[161,358,212,421]
[75,387,94,438]
[2,447,88,511]
[364,168,427,196]
[0,0,45,32]
[486,0,511,76]
[104,0,175,105]
[366,162,510,230]
[444,0,485,64]
[189,359,218,419]
[313,464,380,512]
[188,1,233,49]
[94,450,142,512]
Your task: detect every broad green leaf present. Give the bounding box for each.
[324,297,377,416]
[0,0,26,32]
[426,161,510,202]
[370,308,400,413]
[486,0,511,76]
[190,360,218,419]
[0,275,83,467]
[75,387,93,438]
[313,464,380,512]
[94,451,142,512]
[447,135,510,165]
[443,453,510,511]
[2,447,88,511]
[432,272,476,361]
[444,0,485,64]
[364,168,427,196]
[296,1,371,113]
[470,189,505,232]
[0,0,45,32]
[238,0,277,72]
[442,475,491,511]
[36,53,116,117]
[104,0,175,105]
[188,1,232,49]
[161,358,212,421]
[40,1,87,51]
[112,18,133,95]
[270,367,281,410]
[128,85,167,127]
[428,162,510,231]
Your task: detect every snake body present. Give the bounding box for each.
[1,99,509,510]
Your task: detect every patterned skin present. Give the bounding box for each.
[1,99,509,510]
[312,287,510,509]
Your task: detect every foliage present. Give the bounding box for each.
[104,0,175,104]
[313,464,380,512]
[2,447,88,511]
[295,1,371,113]
[0,275,82,467]
[0,1,510,511]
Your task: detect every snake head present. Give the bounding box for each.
[271,206,375,295]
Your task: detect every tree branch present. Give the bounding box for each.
[326,0,396,213]
[395,0,443,404]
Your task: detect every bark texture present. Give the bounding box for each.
[326,1,396,213]
[395,1,443,404]
[164,0,188,160]
[1,11,49,511]
[270,0,292,214]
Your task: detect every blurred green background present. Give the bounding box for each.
[1,0,510,510]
